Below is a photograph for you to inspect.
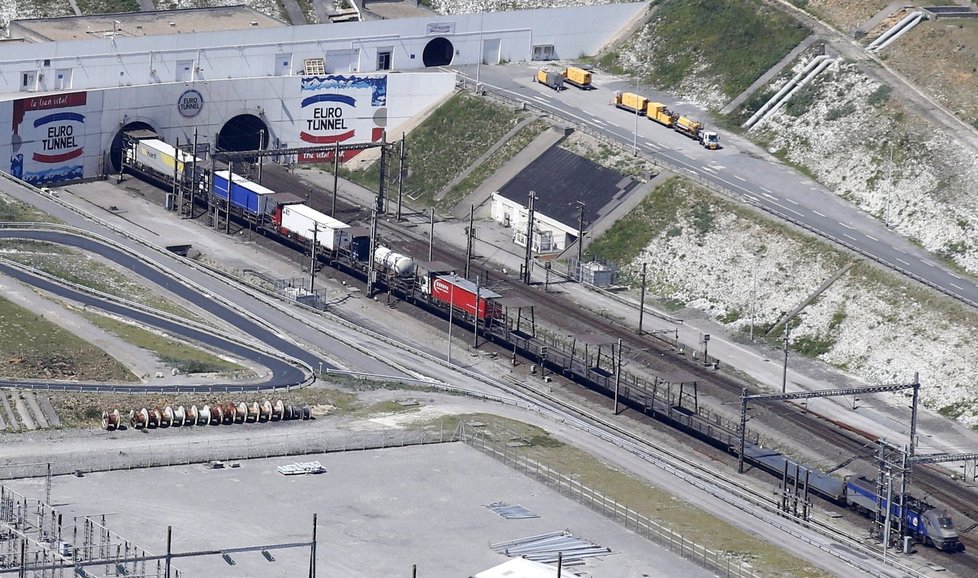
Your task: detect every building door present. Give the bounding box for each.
[176,60,194,82]
[54,69,72,90]
[377,49,392,71]
[482,39,500,65]
[274,53,292,76]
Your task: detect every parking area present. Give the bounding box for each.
[8,442,712,577]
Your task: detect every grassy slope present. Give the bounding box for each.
[604,0,809,99]
[81,312,245,375]
[586,176,685,264]
[348,93,525,205]
[0,297,135,381]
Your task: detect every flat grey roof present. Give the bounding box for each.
[8,6,286,42]
[497,147,638,230]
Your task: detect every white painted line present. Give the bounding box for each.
[951,282,965,291]
[950,272,962,279]
[843,233,857,241]
[762,192,777,201]
[865,234,877,241]
[701,165,716,173]
[645,141,662,149]
[531,95,549,103]
[734,175,747,182]
[812,210,826,218]
[839,222,855,230]
[771,201,804,217]
[590,117,606,126]
[711,165,726,170]
[922,260,935,267]
[785,198,799,205]
[744,194,761,202]
[896,258,910,266]
[760,187,772,193]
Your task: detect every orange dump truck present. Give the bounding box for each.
[563,66,593,89]
[613,91,649,114]
[646,102,675,127]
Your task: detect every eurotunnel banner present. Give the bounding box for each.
[9,91,99,185]
[297,75,387,163]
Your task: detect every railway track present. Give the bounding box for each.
[183,164,978,571]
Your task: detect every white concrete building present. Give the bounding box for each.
[0,3,647,186]
[491,191,580,254]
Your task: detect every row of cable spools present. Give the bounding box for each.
[101,400,311,431]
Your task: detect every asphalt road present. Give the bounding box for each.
[463,64,978,310]
[0,229,310,391]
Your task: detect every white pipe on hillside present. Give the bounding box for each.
[743,55,828,129]
[868,11,923,50]
[752,58,834,130]
[873,13,924,52]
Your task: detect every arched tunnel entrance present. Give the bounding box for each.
[110,121,156,172]
[422,37,454,67]
[217,114,269,160]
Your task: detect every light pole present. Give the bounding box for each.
[749,259,757,341]
[476,10,484,90]
[884,140,893,227]
[447,283,455,364]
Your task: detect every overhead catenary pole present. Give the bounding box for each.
[164,526,172,578]
[397,133,405,221]
[465,204,474,278]
[376,132,387,214]
[172,137,180,212]
[614,338,623,414]
[189,126,199,219]
[523,191,536,284]
[310,223,319,293]
[226,161,233,235]
[257,129,265,184]
[367,207,378,296]
[750,259,757,341]
[209,155,216,228]
[782,322,790,392]
[428,208,434,261]
[738,388,748,473]
[332,141,340,217]
[638,262,647,335]
[576,200,586,265]
[447,281,455,364]
[473,275,481,348]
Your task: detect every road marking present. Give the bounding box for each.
[531,95,549,103]
[762,192,777,201]
[840,222,854,230]
[645,141,662,149]
[951,282,965,291]
[712,165,726,170]
[744,194,761,202]
[843,233,857,241]
[922,260,935,267]
[812,210,826,218]
[772,201,804,216]
[784,198,799,205]
[701,165,716,173]
[760,187,772,193]
[896,258,910,266]
[950,272,962,279]
[734,175,747,182]
[590,117,606,126]
[865,234,877,241]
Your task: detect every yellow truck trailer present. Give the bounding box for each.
[613,91,649,114]
[673,115,721,149]
[535,68,566,91]
[646,102,675,127]
[563,66,593,89]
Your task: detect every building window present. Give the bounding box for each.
[55,68,72,90]
[303,58,325,75]
[377,49,392,71]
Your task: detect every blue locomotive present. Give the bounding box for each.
[743,446,960,551]
[846,476,960,551]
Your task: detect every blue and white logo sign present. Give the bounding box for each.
[177,90,204,118]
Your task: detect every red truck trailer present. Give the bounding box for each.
[429,274,501,321]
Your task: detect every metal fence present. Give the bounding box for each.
[0,426,453,480]
[461,427,758,578]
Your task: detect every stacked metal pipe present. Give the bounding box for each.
[490,531,609,566]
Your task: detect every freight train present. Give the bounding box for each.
[122,135,502,324]
[612,91,720,150]
[120,132,958,551]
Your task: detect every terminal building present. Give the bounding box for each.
[0,3,647,186]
